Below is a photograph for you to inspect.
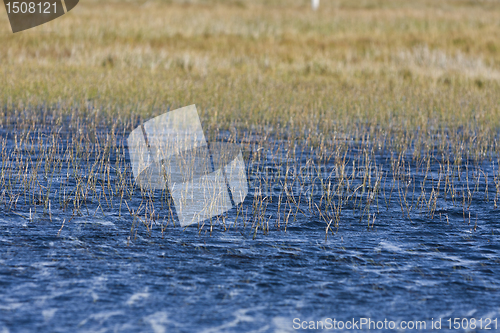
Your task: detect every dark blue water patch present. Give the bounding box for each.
[0,209,499,332]
[1,130,500,332]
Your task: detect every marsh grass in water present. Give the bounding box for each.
[1,0,500,240]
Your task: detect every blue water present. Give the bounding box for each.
[1,136,500,332]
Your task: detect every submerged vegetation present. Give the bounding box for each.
[1,0,500,239]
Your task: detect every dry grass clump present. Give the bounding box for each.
[0,0,499,239]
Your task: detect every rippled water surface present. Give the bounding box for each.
[1,135,500,332]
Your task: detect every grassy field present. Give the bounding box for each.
[1,0,500,236]
[1,0,500,134]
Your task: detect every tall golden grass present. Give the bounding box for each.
[1,0,499,133]
[0,0,499,237]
